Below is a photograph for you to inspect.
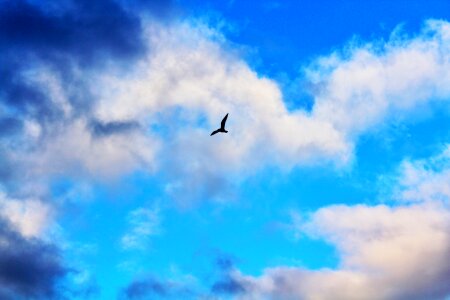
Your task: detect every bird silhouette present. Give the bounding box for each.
[210,113,229,136]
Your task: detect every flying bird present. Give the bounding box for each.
[210,113,229,136]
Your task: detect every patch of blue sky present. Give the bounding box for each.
[52,173,161,299]
[356,101,450,181]
[54,168,342,296]
[179,0,450,73]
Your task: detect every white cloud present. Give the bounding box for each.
[34,119,158,178]
[395,144,450,203]
[23,66,73,117]
[310,20,450,135]
[238,204,450,299]
[89,19,450,192]
[8,19,450,203]
[93,21,350,170]
[234,147,450,300]
[121,206,161,250]
[0,192,53,238]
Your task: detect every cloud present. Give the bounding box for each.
[208,253,247,297]
[119,252,246,299]
[0,0,164,192]
[119,275,197,300]
[211,276,246,295]
[236,205,450,299]
[93,21,350,167]
[3,3,450,205]
[121,207,161,250]
[87,19,450,203]
[0,192,53,238]
[89,120,141,137]
[0,0,148,121]
[0,0,148,61]
[2,0,450,213]
[122,277,167,299]
[215,254,236,272]
[232,147,450,300]
[395,145,450,203]
[0,217,70,299]
[86,20,350,203]
[2,16,342,202]
[1,2,449,297]
[25,118,158,179]
[93,18,450,164]
[309,19,450,135]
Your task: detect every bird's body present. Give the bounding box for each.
[211,113,229,136]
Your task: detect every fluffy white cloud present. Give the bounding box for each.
[93,21,350,170]
[8,19,450,203]
[234,147,450,300]
[90,19,450,187]
[310,20,450,135]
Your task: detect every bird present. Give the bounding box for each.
[210,113,229,136]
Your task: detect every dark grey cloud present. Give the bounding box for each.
[0,0,175,191]
[119,276,197,300]
[0,0,174,120]
[215,254,236,272]
[0,218,70,299]
[0,0,143,116]
[122,277,168,299]
[211,276,245,295]
[120,253,245,299]
[0,0,145,63]
[210,253,245,296]
[89,120,140,137]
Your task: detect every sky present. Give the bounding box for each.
[1,0,450,299]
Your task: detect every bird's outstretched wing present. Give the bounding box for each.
[220,113,229,129]
[210,129,221,136]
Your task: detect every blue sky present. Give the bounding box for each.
[1,0,450,299]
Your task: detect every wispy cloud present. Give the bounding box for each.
[119,252,244,299]
[395,144,450,203]
[121,206,161,250]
